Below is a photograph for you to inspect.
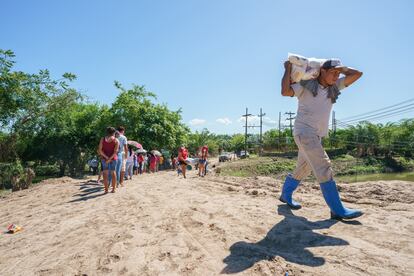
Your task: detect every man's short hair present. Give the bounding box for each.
[117,126,125,132]
[106,127,116,136]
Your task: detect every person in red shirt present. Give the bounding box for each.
[149,153,157,173]
[198,145,208,177]
[98,127,119,193]
[137,153,145,175]
[178,146,189,178]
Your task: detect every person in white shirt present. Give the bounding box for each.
[116,126,128,187]
[280,58,363,220]
[125,147,134,180]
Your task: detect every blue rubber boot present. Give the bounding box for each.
[320,180,363,220]
[279,174,302,209]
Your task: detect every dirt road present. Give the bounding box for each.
[0,170,413,275]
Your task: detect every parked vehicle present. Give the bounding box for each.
[219,152,232,162]
[238,150,249,159]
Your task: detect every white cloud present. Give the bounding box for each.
[216,117,232,125]
[237,116,277,127]
[237,115,260,125]
[262,117,277,127]
[189,118,206,126]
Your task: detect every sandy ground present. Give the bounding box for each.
[0,168,413,276]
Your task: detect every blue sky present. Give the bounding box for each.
[2,0,413,134]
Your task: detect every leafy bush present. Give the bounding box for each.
[256,161,296,175]
[384,157,414,172]
[334,154,355,161]
[325,148,349,158]
[336,165,382,176]
[0,161,24,189]
[363,156,381,166]
[35,164,60,176]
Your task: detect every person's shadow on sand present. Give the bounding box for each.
[222,205,352,273]
[69,180,105,202]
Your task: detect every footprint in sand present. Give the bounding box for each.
[109,254,121,263]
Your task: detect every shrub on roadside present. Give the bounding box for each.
[385,157,414,172]
[256,161,296,175]
[34,164,60,176]
[333,154,356,161]
[0,161,24,190]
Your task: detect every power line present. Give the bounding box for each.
[340,104,414,124]
[339,98,414,121]
[336,109,414,127]
[333,106,414,127]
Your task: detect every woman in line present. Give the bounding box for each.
[125,146,134,180]
[138,153,145,174]
[149,153,157,173]
[133,153,138,175]
[98,127,119,193]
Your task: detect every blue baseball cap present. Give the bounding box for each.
[321,59,347,70]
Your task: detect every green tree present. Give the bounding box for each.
[230,134,245,152]
[0,49,77,133]
[0,49,78,163]
[108,82,189,152]
[187,129,214,154]
[20,102,104,176]
[263,129,279,149]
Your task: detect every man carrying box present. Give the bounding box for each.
[280,58,363,220]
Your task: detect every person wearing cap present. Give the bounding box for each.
[280,58,363,220]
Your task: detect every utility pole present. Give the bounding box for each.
[242,108,252,155]
[285,112,295,138]
[258,108,266,155]
[330,110,336,148]
[278,112,281,150]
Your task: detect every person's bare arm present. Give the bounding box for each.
[123,143,128,158]
[98,139,108,160]
[281,61,295,97]
[342,67,363,87]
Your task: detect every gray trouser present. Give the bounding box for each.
[292,134,333,183]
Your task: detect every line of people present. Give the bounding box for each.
[96,126,209,193]
[97,126,127,193]
[97,126,148,193]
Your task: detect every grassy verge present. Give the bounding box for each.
[0,188,11,197]
[220,156,296,178]
[219,154,414,180]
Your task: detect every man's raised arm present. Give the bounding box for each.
[281,61,295,97]
[342,67,363,87]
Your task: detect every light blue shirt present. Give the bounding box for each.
[118,134,127,154]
